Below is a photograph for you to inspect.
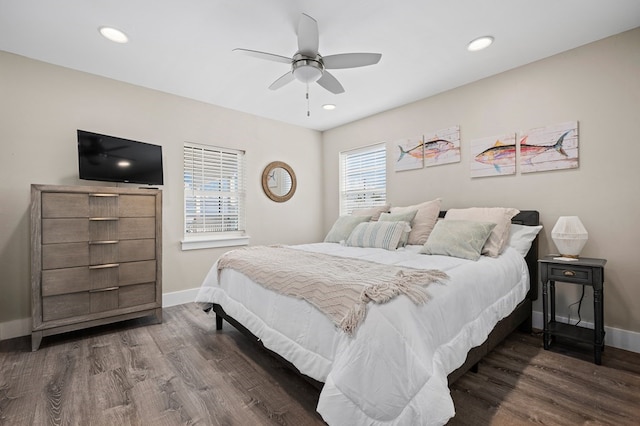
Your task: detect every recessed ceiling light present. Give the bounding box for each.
[467,36,494,52]
[322,104,336,110]
[99,26,129,44]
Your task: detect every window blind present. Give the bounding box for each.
[339,143,387,215]
[184,143,246,235]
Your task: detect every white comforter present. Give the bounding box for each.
[195,243,529,425]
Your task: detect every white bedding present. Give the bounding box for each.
[195,243,530,425]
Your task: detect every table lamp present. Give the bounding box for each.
[551,216,588,259]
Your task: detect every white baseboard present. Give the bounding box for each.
[0,317,32,341]
[162,287,201,307]
[532,310,640,354]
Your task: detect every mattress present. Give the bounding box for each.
[196,243,530,425]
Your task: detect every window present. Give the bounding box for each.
[339,143,387,215]
[182,142,248,250]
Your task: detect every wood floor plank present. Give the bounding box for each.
[2,303,639,425]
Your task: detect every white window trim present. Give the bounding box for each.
[339,142,387,215]
[182,142,249,250]
[181,233,250,251]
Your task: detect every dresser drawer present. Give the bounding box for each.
[89,193,118,217]
[548,264,592,284]
[42,193,89,218]
[90,241,119,265]
[119,239,155,262]
[42,267,91,296]
[42,219,89,244]
[119,283,156,308]
[119,260,156,286]
[89,264,119,290]
[42,242,89,269]
[89,219,118,242]
[119,195,156,217]
[90,287,119,313]
[42,292,90,321]
[119,217,156,240]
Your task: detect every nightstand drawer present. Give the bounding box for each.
[548,264,592,284]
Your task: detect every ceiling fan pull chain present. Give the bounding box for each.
[306,85,310,117]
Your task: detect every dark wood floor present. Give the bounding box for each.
[1,304,639,425]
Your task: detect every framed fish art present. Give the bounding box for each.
[519,121,579,173]
[471,133,517,178]
[424,125,461,167]
[394,136,424,171]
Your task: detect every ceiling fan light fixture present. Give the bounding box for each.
[99,26,129,43]
[292,53,324,83]
[293,65,323,83]
[467,36,494,52]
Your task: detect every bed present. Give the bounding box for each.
[195,209,540,425]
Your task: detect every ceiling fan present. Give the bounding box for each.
[234,13,382,94]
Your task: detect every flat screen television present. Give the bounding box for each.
[77,130,164,186]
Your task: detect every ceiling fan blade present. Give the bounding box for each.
[233,48,291,64]
[297,13,319,55]
[269,71,295,90]
[323,53,382,69]
[316,71,345,94]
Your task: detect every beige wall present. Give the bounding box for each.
[0,51,324,330]
[322,28,640,334]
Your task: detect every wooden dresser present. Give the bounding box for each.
[30,184,162,351]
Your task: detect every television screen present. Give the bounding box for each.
[78,130,164,186]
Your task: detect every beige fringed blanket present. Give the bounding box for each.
[217,246,448,334]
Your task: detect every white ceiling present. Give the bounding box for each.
[1,1,639,131]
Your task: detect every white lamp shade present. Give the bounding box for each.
[551,216,588,258]
[293,65,322,83]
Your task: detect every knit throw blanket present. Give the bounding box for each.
[217,246,449,334]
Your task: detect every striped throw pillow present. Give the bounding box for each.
[345,221,410,250]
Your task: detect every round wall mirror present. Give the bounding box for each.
[262,161,297,202]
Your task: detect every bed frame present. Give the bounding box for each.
[210,210,540,389]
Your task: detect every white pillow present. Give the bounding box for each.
[420,220,496,261]
[390,198,441,245]
[444,207,519,257]
[379,210,417,247]
[508,224,543,257]
[324,215,372,243]
[345,221,410,250]
[352,204,391,221]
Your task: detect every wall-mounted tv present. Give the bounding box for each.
[78,130,164,186]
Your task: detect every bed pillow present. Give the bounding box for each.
[324,215,372,243]
[444,207,519,257]
[345,221,410,250]
[420,220,496,261]
[379,210,417,247]
[508,224,543,257]
[390,198,441,245]
[351,204,391,221]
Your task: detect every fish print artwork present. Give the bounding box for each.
[520,121,579,173]
[424,125,461,167]
[394,136,424,171]
[471,133,517,178]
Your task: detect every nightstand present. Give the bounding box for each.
[538,256,607,365]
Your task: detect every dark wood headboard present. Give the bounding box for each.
[438,210,540,301]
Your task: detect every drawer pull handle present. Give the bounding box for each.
[90,286,119,293]
[89,263,120,269]
[90,193,119,197]
[563,270,576,277]
[89,240,118,245]
[89,217,119,221]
